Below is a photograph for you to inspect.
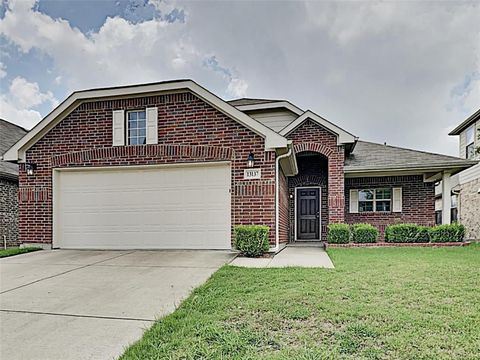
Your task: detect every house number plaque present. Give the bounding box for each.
[244,168,261,180]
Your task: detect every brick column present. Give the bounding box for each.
[328,146,345,223]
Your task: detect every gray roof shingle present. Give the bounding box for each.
[228,98,285,106]
[0,119,28,180]
[345,141,477,173]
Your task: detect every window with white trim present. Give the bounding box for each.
[358,188,392,212]
[466,125,475,159]
[127,110,146,145]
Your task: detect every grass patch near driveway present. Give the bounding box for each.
[0,247,41,258]
[121,245,480,359]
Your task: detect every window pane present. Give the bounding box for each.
[376,188,391,200]
[376,201,391,212]
[451,194,458,208]
[451,208,458,223]
[466,126,474,144]
[359,201,373,212]
[466,143,475,159]
[359,190,374,201]
[127,110,147,145]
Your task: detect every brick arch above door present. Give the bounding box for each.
[293,142,333,157]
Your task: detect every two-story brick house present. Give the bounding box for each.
[446,109,480,240]
[3,80,477,250]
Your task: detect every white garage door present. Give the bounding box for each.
[53,163,231,249]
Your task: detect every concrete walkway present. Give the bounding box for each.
[0,249,235,360]
[230,246,335,268]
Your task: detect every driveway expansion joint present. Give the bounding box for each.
[0,309,155,322]
[0,250,136,295]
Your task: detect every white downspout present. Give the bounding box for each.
[274,146,293,253]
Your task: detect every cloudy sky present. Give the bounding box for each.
[0,0,479,156]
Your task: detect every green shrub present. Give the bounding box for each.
[234,225,270,257]
[352,223,378,243]
[416,226,431,243]
[429,224,465,243]
[327,224,351,244]
[385,224,430,243]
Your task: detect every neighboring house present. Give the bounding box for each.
[0,119,28,247]
[441,109,480,240]
[3,80,477,250]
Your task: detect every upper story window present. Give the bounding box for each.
[127,110,146,145]
[358,188,392,212]
[465,125,475,159]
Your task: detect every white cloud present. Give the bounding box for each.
[227,78,248,97]
[0,96,41,129]
[9,76,58,109]
[0,0,245,96]
[0,77,58,129]
[0,62,6,78]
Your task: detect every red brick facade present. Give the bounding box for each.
[345,175,435,239]
[286,120,345,240]
[287,120,345,224]
[19,92,278,246]
[18,92,438,248]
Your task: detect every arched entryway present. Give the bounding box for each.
[288,151,329,241]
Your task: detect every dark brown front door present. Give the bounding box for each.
[296,188,320,240]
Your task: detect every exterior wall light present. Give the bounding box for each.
[26,163,37,176]
[247,153,255,168]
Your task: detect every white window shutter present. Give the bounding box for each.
[392,187,402,212]
[112,110,125,146]
[349,189,359,213]
[146,107,158,144]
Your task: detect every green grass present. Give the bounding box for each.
[0,247,41,258]
[121,245,480,360]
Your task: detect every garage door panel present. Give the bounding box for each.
[62,211,145,227]
[55,164,231,249]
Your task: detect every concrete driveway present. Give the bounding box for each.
[0,249,235,360]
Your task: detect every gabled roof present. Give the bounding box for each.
[3,80,289,162]
[230,98,303,116]
[228,98,285,106]
[345,140,477,175]
[0,119,28,179]
[279,110,357,145]
[449,108,480,135]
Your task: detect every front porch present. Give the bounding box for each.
[285,146,344,244]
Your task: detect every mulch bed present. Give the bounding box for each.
[326,242,470,249]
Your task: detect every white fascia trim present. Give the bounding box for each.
[4,80,288,162]
[235,101,303,116]
[279,110,357,145]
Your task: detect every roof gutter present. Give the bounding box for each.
[448,108,480,135]
[344,161,478,178]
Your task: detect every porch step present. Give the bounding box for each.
[288,241,325,248]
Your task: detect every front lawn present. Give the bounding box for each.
[0,247,41,258]
[122,245,480,359]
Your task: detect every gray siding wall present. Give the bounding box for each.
[459,119,480,160]
[247,109,297,132]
